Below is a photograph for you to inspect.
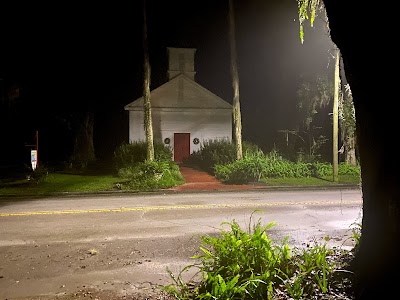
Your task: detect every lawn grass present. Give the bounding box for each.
[261,174,361,186]
[0,170,361,198]
[0,173,119,197]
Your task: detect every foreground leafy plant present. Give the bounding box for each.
[165,211,355,299]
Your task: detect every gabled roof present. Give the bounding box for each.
[124,74,232,110]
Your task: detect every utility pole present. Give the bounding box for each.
[333,49,340,182]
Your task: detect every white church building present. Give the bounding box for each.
[124,47,232,163]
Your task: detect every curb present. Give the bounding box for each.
[0,184,361,200]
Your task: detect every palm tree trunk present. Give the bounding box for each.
[143,0,154,161]
[228,0,243,160]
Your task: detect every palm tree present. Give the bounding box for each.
[228,0,243,160]
[142,0,154,161]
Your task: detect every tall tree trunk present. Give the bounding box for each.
[228,0,243,160]
[323,0,400,298]
[344,134,357,165]
[143,0,154,161]
[332,48,340,182]
[71,111,95,168]
[339,54,357,166]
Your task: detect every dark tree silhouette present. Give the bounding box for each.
[323,0,399,298]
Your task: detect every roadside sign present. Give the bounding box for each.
[31,150,37,170]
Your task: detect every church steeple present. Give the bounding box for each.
[167,47,197,81]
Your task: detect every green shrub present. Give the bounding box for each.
[188,141,360,183]
[290,162,313,178]
[214,149,316,183]
[27,165,49,185]
[313,162,332,177]
[185,139,262,174]
[312,162,360,177]
[185,139,235,173]
[338,162,360,176]
[264,159,294,178]
[117,160,183,191]
[113,141,173,170]
[214,151,267,184]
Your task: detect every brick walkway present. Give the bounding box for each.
[168,165,266,191]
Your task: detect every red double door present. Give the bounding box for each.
[174,133,190,163]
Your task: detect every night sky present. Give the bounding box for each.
[0,0,335,166]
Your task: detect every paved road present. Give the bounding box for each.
[0,188,363,299]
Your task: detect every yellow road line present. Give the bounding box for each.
[0,200,361,217]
